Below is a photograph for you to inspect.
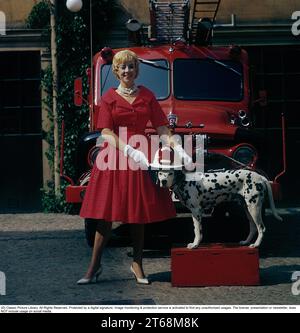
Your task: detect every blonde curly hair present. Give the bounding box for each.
[112,50,139,79]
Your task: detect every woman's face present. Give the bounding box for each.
[116,61,137,87]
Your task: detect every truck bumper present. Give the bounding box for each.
[65,181,281,204]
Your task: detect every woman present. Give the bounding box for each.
[78,50,192,285]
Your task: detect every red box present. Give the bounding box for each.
[171,243,260,287]
[65,185,87,203]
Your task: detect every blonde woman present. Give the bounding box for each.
[78,50,192,285]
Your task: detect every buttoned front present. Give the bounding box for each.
[80,85,176,223]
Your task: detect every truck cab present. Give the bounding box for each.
[66,43,262,200]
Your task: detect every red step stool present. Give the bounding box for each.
[171,243,260,287]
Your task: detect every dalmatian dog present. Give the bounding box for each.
[157,169,282,249]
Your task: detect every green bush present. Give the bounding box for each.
[26,1,50,29]
[27,0,116,212]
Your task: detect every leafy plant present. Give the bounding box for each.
[27,0,116,212]
[26,1,50,30]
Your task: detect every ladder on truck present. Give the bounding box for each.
[190,0,221,44]
[149,0,190,43]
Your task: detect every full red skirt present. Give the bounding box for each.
[80,166,176,223]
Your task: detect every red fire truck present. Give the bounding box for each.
[62,0,285,246]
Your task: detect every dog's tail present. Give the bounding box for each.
[265,180,283,222]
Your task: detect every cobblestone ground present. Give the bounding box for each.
[0,211,300,306]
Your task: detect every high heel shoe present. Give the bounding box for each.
[77,266,103,285]
[130,265,150,285]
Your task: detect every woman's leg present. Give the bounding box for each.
[83,220,112,278]
[130,224,146,278]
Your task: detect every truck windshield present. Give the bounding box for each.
[100,59,169,100]
[174,59,243,101]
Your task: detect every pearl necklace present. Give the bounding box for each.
[117,84,138,96]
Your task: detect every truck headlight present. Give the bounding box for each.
[232,145,257,165]
[238,110,250,127]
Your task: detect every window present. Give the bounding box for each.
[173,58,243,101]
[100,59,170,100]
[0,51,41,134]
[248,45,300,128]
[0,51,42,212]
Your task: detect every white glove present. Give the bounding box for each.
[124,145,149,169]
[173,145,194,170]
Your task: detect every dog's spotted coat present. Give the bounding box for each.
[158,169,282,248]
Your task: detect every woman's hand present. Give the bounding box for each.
[124,145,149,169]
[101,129,149,169]
[173,145,194,170]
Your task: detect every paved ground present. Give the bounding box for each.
[0,209,300,306]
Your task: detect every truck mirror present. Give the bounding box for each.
[74,77,83,107]
[258,90,267,107]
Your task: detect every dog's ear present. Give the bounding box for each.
[174,170,185,185]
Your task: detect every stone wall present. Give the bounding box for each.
[119,0,299,24]
[0,0,40,28]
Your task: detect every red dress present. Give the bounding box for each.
[80,86,176,223]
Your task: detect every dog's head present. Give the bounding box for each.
[157,169,185,188]
[149,146,185,187]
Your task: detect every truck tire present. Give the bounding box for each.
[84,218,97,247]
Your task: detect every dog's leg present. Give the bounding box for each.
[239,210,257,246]
[187,210,203,249]
[232,198,257,246]
[265,180,283,222]
[246,203,265,248]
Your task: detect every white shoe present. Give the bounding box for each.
[77,266,103,285]
[130,265,150,285]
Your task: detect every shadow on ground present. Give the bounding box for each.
[260,264,300,286]
[112,212,300,258]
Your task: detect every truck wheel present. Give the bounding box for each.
[84,218,97,247]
